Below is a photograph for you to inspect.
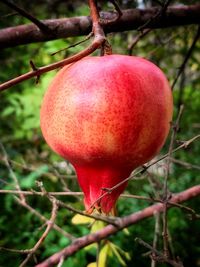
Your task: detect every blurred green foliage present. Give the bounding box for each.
[0,1,200,266]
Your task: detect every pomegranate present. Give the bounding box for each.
[40,55,173,214]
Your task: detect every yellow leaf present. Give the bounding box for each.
[91,221,105,233]
[98,244,110,267]
[71,214,94,225]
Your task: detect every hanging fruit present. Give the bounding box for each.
[40,55,173,214]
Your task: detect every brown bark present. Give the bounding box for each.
[0,4,200,49]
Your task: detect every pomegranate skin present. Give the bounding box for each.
[40,55,173,214]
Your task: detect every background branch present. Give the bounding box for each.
[171,25,200,90]
[0,4,200,49]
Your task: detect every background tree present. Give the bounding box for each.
[0,1,200,266]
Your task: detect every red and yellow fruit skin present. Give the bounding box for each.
[40,55,173,214]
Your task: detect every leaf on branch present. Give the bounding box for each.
[86,243,110,267]
[71,214,94,225]
[109,242,131,266]
[98,243,110,267]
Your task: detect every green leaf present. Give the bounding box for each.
[20,165,48,188]
[1,106,15,117]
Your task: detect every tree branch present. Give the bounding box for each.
[0,0,106,92]
[0,4,200,49]
[36,185,200,267]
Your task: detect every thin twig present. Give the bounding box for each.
[146,171,162,267]
[148,31,182,57]
[57,199,119,227]
[1,0,53,33]
[0,143,75,245]
[171,25,200,90]
[128,28,152,55]
[0,189,83,196]
[151,212,160,267]
[170,158,200,171]
[0,157,77,180]
[15,196,75,240]
[135,238,183,267]
[162,105,184,258]
[19,198,58,267]
[1,198,59,258]
[99,0,122,25]
[0,141,26,202]
[109,0,122,20]
[138,0,173,31]
[51,32,93,56]
[177,67,186,110]
[0,247,28,254]
[122,194,200,219]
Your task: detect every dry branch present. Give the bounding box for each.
[135,238,183,267]
[19,198,58,267]
[15,197,75,241]
[36,185,200,267]
[0,4,200,49]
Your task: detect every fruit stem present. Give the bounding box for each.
[101,40,113,56]
[89,0,112,56]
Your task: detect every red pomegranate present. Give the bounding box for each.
[40,55,173,214]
